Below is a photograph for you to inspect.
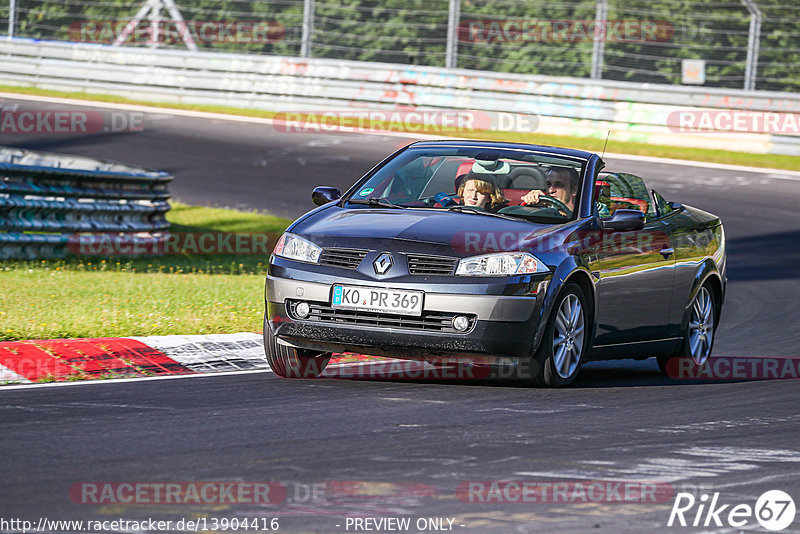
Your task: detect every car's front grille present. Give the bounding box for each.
[406,254,458,275]
[287,301,476,334]
[319,248,369,269]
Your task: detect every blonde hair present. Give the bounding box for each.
[458,176,508,211]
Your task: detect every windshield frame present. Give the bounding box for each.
[341,143,591,224]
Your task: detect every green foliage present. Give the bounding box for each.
[10,0,305,55]
[3,0,798,91]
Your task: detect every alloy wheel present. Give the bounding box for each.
[553,294,585,379]
[688,286,714,365]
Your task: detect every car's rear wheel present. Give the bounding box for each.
[519,283,588,387]
[264,326,332,378]
[657,284,717,376]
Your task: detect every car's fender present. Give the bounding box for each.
[530,258,597,355]
[684,259,725,326]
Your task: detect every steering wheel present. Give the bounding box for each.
[419,192,458,207]
[528,195,572,216]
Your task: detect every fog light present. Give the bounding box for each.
[452,315,470,332]
[295,301,310,319]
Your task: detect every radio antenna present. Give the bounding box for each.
[601,130,611,160]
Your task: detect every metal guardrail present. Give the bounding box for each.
[1,39,799,156]
[5,0,800,93]
[0,146,172,259]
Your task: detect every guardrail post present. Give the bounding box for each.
[301,0,314,58]
[591,0,608,79]
[741,0,761,91]
[7,0,16,39]
[445,0,461,69]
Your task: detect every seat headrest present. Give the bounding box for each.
[507,167,547,190]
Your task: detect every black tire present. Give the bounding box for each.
[657,283,717,377]
[263,325,331,379]
[519,283,589,387]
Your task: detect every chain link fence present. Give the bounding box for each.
[1,0,798,92]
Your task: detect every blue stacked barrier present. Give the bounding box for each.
[0,147,173,259]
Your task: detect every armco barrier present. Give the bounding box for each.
[0,146,171,259]
[1,38,800,155]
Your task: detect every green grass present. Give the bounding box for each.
[0,202,293,341]
[168,202,291,233]
[2,84,799,172]
[0,270,264,341]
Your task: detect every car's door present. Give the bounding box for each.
[589,173,677,346]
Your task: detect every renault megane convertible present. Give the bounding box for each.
[263,141,726,386]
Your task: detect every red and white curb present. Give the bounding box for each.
[0,333,266,384]
[0,333,384,385]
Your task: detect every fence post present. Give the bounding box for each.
[301,0,314,58]
[8,0,16,38]
[591,0,608,79]
[445,0,460,69]
[741,0,761,91]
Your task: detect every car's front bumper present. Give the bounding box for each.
[265,275,547,360]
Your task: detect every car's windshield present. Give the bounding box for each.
[346,146,586,223]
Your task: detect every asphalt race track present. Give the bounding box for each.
[1,96,799,533]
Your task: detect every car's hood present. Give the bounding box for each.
[292,206,570,256]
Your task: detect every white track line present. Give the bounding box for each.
[3,91,799,177]
[0,368,272,392]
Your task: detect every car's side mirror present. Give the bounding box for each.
[600,209,645,231]
[312,186,341,206]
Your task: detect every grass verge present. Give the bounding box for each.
[0,202,293,341]
[2,84,799,172]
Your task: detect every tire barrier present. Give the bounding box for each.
[0,146,172,259]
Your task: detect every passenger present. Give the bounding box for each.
[457,173,508,212]
[521,167,579,215]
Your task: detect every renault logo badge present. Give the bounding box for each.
[373,253,393,274]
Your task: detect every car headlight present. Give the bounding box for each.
[455,252,549,276]
[272,232,322,263]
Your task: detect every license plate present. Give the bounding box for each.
[332,285,424,316]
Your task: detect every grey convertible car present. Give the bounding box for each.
[264,141,726,386]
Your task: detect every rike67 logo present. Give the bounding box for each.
[668,490,796,531]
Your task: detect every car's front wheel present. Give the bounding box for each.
[519,283,588,387]
[657,283,717,376]
[263,326,332,378]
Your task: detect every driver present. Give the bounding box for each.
[457,173,508,212]
[521,167,579,215]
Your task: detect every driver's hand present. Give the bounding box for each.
[522,189,545,205]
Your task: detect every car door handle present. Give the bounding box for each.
[659,247,674,259]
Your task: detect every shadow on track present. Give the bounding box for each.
[726,230,800,281]
[310,358,726,389]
